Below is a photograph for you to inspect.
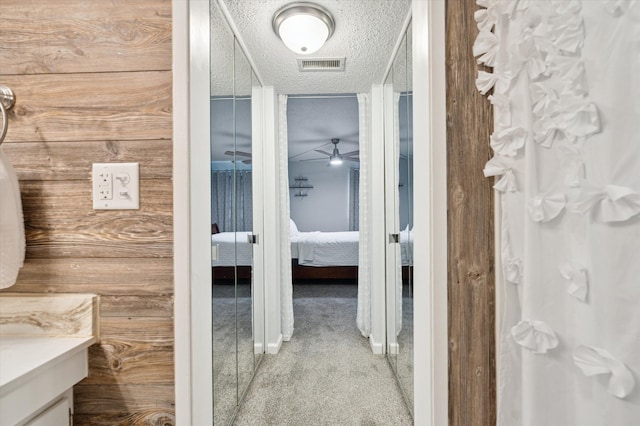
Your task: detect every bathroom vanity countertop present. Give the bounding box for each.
[0,335,95,392]
[0,335,96,425]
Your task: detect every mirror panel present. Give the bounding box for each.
[384,20,414,417]
[210,2,236,424]
[233,36,255,405]
[210,2,261,424]
[398,21,413,413]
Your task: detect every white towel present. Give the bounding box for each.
[0,147,25,289]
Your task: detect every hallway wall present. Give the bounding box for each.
[0,0,175,423]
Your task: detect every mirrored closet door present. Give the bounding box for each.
[384,21,414,417]
[210,1,263,424]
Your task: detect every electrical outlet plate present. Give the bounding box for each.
[92,163,140,210]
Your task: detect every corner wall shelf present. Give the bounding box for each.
[291,176,312,196]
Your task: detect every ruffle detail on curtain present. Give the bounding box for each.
[554,57,588,95]
[551,0,582,15]
[511,320,559,354]
[569,184,640,222]
[528,192,566,222]
[483,156,518,192]
[558,145,585,187]
[562,101,600,139]
[491,127,527,157]
[489,93,512,127]
[532,116,567,148]
[530,83,558,118]
[573,345,635,398]
[516,31,550,80]
[559,261,588,302]
[550,13,584,53]
[476,70,513,95]
[531,98,599,146]
[473,30,499,66]
[505,258,523,284]
[604,0,631,16]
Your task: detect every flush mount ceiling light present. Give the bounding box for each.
[272,2,335,55]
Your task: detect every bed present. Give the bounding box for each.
[210,220,413,282]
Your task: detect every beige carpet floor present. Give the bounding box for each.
[232,284,413,425]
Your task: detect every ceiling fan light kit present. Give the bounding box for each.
[272,2,335,55]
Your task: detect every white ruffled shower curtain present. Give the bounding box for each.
[474,1,640,424]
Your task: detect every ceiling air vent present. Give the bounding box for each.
[297,57,346,72]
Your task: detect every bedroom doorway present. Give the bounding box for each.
[174,1,448,424]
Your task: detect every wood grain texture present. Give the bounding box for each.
[2,140,172,181]
[0,294,97,337]
[0,72,172,143]
[446,1,496,425]
[20,179,173,258]
[82,317,174,385]
[1,1,176,422]
[0,0,172,75]
[73,385,175,425]
[11,258,173,295]
[100,295,173,317]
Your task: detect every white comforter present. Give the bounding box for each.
[212,230,413,268]
[291,231,359,267]
[211,232,253,266]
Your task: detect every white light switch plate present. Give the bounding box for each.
[92,163,140,210]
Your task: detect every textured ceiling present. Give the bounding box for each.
[214,0,411,95]
[210,0,412,164]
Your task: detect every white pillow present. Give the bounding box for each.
[290,219,299,235]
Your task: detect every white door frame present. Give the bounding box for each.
[412,1,448,424]
[172,0,448,424]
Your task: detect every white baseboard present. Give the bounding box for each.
[254,342,264,354]
[388,342,399,355]
[266,334,282,354]
[369,335,385,355]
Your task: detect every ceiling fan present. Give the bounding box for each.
[224,150,252,164]
[314,138,359,166]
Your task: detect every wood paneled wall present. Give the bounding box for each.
[445,1,497,425]
[0,0,175,424]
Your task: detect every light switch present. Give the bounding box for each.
[92,163,139,210]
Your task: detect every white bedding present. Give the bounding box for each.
[212,229,413,268]
[291,231,359,267]
[211,232,253,266]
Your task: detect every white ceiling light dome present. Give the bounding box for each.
[272,2,335,55]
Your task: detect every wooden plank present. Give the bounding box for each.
[0,0,172,75]
[19,180,173,258]
[0,72,172,142]
[445,1,496,425]
[11,258,173,295]
[98,317,173,342]
[100,295,173,317]
[73,384,175,423]
[2,140,172,181]
[81,317,174,385]
[84,343,174,385]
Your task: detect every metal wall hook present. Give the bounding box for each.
[0,85,16,145]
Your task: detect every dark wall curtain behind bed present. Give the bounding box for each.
[211,170,253,232]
